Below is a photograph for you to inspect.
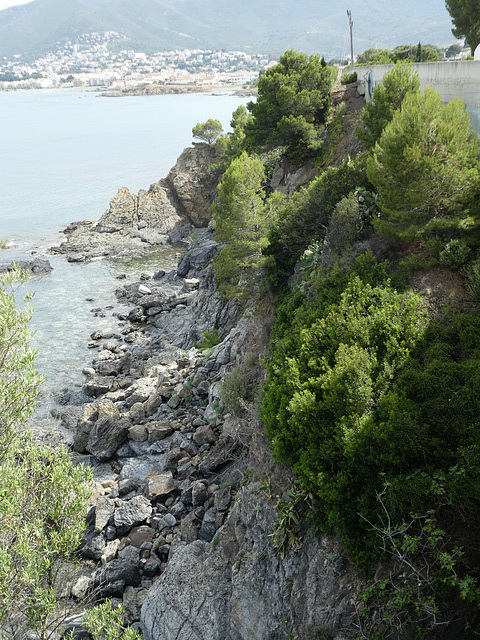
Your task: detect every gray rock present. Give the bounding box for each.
[94,546,142,596]
[147,422,173,442]
[119,457,165,481]
[129,525,155,549]
[214,486,232,512]
[82,376,114,398]
[164,446,183,471]
[0,257,53,276]
[86,416,129,462]
[113,495,152,534]
[176,239,219,277]
[145,471,175,500]
[80,526,106,561]
[198,435,240,474]
[141,541,231,640]
[118,477,143,497]
[143,554,161,578]
[157,513,177,531]
[141,486,357,640]
[192,424,217,447]
[197,507,217,542]
[180,510,201,543]
[191,481,208,507]
[94,496,115,532]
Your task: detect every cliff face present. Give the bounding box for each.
[141,417,358,640]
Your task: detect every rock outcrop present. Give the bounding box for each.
[51,145,219,261]
[0,257,53,276]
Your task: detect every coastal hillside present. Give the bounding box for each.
[3,52,480,640]
[0,0,454,60]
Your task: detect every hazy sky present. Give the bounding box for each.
[0,0,31,9]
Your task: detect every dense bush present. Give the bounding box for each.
[367,88,480,241]
[245,49,333,163]
[262,252,480,578]
[356,62,420,151]
[0,268,92,638]
[266,158,368,286]
[212,151,286,298]
[340,71,357,85]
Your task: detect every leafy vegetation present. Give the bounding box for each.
[356,62,420,151]
[219,366,249,416]
[266,158,368,286]
[245,50,334,163]
[189,50,480,633]
[367,87,480,241]
[78,600,141,640]
[192,118,223,145]
[0,268,92,638]
[212,151,286,298]
[356,43,443,65]
[445,0,480,54]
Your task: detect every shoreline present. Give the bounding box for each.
[99,83,257,98]
[0,83,257,97]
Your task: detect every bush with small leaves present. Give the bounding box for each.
[220,367,248,416]
[438,238,471,269]
[0,267,92,639]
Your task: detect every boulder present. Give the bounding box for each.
[141,541,231,640]
[94,496,115,532]
[113,496,153,534]
[145,471,175,500]
[86,416,129,462]
[94,546,142,597]
[0,258,53,276]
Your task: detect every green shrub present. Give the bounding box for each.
[340,71,357,85]
[262,255,430,558]
[220,367,249,415]
[367,88,480,242]
[262,251,480,575]
[438,238,471,269]
[194,328,220,350]
[356,62,420,151]
[267,157,368,286]
[212,151,286,299]
[80,600,141,640]
[465,258,480,299]
[245,49,333,163]
[322,193,361,264]
[0,267,92,638]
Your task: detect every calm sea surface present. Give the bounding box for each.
[0,88,248,421]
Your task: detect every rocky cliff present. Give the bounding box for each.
[51,145,362,640]
[51,144,220,261]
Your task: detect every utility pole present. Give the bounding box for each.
[347,10,354,70]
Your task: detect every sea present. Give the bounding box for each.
[0,87,249,427]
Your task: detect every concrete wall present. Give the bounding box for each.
[355,60,480,110]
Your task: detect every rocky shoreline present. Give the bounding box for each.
[99,84,257,99]
[45,145,358,640]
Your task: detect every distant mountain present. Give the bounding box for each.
[0,0,455,61]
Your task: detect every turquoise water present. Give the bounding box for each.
[0,88,248,417]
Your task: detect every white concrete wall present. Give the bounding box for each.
[355,61,480,110]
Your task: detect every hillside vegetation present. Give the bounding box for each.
[198,53,480,638]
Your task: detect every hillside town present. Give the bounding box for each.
[0,31,277,90]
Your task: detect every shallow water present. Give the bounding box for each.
[0,88,249,429]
